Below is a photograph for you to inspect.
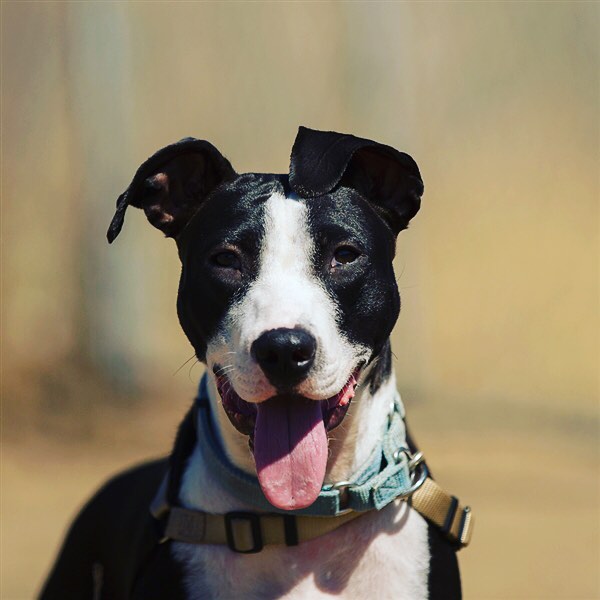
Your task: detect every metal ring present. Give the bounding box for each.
[392,448,408,463]
[331,480,354,491]
[407,451,424,471]
[397,461,429,499]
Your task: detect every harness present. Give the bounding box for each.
[151,376,473,554]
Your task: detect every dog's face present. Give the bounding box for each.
[108,127,423,510]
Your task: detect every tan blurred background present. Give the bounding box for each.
[2,2,598,599]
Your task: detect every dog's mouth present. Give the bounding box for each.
[214,369,360,511]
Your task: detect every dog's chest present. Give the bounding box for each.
[171,503,430,600]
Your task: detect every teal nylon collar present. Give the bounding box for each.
[196,374,414,516]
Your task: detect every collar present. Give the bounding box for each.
[151,374,473,552]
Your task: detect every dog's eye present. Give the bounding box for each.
[212,251,241,270]
[331,246,360,268]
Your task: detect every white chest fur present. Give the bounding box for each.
[172,501,430,600]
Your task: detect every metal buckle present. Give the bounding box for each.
[224,512,263,554]
[441,501,473,548]
[458,506,473,548]
[331,480,355,515]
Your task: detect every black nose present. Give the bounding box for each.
[251,328,317,389]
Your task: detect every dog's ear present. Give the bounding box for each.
[107,138,236,243]
[289,126,423,233]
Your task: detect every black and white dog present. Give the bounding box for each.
[41,127,465,599]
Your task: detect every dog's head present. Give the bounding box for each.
[109,127,423,510]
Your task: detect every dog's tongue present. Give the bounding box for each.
[254,397,327,511]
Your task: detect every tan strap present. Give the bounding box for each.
[165,506,362,552]
[410,478,473,547]
[160,477,472,553]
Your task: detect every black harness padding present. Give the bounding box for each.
[39,459,186,600]
[165,404,197,506]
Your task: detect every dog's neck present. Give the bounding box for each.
[204,362,404,487]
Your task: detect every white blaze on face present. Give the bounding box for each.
[208,191,368,403]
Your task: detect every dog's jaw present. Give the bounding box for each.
[204,362,403,491]
[326,367,402,482]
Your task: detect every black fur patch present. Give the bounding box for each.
[305,189,400,359]
[176,174,284,360]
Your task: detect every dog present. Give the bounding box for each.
[40,127,471,599]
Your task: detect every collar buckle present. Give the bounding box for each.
[224,512,264,554]
[457,506,473,547]
[331,479,355,514]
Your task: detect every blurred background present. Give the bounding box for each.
[2,2,598,598]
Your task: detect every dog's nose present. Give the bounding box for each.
[251,328,317,388]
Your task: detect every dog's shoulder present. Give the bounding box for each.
[40,458,186,600]
[427,523,462,599]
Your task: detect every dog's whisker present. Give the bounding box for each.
[213,364,235,376]
[215,372,236,387]
[217,373,235,388]
[172,353,197,376]
[395,261,407,283]
[187,359,200,382]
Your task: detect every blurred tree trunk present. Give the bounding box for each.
[3,4,78,372]
[64,4,139,390]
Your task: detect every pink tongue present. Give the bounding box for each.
[253,398,328,510]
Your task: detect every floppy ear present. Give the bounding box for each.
[107,137,236,243]
[289,126,423,233]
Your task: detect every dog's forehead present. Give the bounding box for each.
[181,171,391,253]
[179,174,277,243]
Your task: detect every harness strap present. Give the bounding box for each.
[409,478,473,547]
